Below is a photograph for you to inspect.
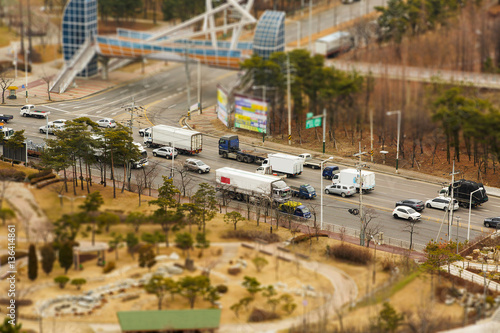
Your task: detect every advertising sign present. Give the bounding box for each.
[216,85,229,127]
[234,94,267,133]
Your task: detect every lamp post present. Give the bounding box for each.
[25,47,29,103]
[295,20,301,47]
[370,235,381,284]
[58,195,86,213]
[467,188,482,241]
[320,156,333,230]
[386,110,401,173]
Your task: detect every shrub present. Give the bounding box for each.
[103,261,116,274]
[248,308,280,322]
[28,168,53,180]
[30,173,56,185]
[325,244,372,265]
[228,266,241,275]
[381,257,396,272]
[0,169,27,182]
[216,284,228,294]
[222,230,281,243]
[0,298,32,306]
[71,278,87,290]
[290,233,329,244]
[54,276,70,289]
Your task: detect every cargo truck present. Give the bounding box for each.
[315,31,354,57]
[215,167,291,204]
[218,135,267,163]
[20,104,50,118]
[261,153,304,177]
[0,114,14,123]
[297,153,321,169]
[144,125,202,155]
[332,168,375,193]
[290,184,317,199]
[278,201,312,219]
[439,179,488,208]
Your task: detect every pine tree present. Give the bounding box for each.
[59,241,73,274]
[41,243,56,276]
[27,244,38,281]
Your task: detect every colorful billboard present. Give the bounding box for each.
[234,94,268,133]
[216,85,229,127]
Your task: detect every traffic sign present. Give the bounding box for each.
[288,135,292,141]
[370,150,374,156]
[305,116,322,129]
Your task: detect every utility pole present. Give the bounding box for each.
[322,108,326,154]
[370,109,373,162]
[308,0,312,53]
[130,97,134,131]
[197,60,202,113]
[185,49,191,120]
[354,147,367,246]
[287,54,292,145]
[448,160,459,241]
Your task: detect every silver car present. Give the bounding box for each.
[184,158,210,174]
[324,184,355,197]
[97,118,116,128]
[152,146,178,159]
[425,197,459,211]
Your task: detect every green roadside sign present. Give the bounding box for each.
[305,116,322,129]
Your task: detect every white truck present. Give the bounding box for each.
[298,153,321,169]
[332,168,375,193]
[261,153,304,177]
[20,104,50,119]
[143,124,202,155]
[1,127,14,140]
[315,31,354,57]
[215,167,291,204]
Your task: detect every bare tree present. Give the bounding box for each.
[41,69,52,101]
[174,160,194,199]
[0,70,15,104]
[134,171,146,206]
[142,160,161,196]
[215,183,233,214]
[363,208,379,248]
[404,218,418,251]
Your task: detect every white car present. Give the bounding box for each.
[392,206,421,221]
[324,184,355,197]
[39,124,65,135]
[152,146,178,159]
[425,197,459,211]
[48,119,67,126]
[97,118,116,128]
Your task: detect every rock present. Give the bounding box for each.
[169,252,180,260]
[155,255,169,261]
[465,256,473,261]
[487,259,495,264]
[227,264,241,275]
[305,284,315,291]
[483,247,491,251]
[237,259,247,268]
[274,282,288,289]
[166,265,183,275]
[473,249,481,254]
[487,252,494,259]
[306,290,317,297]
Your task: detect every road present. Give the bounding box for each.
[0,0,497,250]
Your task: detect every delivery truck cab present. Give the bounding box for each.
[279,201,312,219]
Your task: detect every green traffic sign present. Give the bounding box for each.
[305,117,322,129]
[306,112,314,119]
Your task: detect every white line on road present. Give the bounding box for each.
[42,106,70,113]
[168,104,176,109]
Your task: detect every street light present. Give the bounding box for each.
[386,110,401,173]
[295,20,301,48]
[58,194,86,213]
[320,156,333,230]
[468,188,482,241]
[370,234,381,284]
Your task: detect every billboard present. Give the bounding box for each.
[234,94,268,133]
[216,85,229,127]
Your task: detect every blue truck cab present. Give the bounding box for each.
[219,135,240,153]
[279,201,312,219]
[322,165,340,180]
[291,184,316,199]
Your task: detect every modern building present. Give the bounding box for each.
[61,0,98,77]
[252,11,285,60]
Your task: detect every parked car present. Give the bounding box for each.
[139,127,151,137]
[39,124,65,135]
[392,206,421,221]
[324,184,355,197]
[425,197,459,211]
[152,146,178,159]
[48,119,67,126]
[97,118,116,128]
[395,199,424,212]
[184,158,210,174]
[484,217,500,229]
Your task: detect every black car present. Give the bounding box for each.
[484,217,500,228]
[395,199,425,212]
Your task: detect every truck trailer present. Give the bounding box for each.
[439,179,488,208]
[315,31,354,57]
[144,125,202,154]
[261,153,304,177]
[215,167,291,204]
[218,135,267,163]
[332,168,375,193]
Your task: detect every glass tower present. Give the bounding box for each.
[252,11,285,60]
[62,0,98,77]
